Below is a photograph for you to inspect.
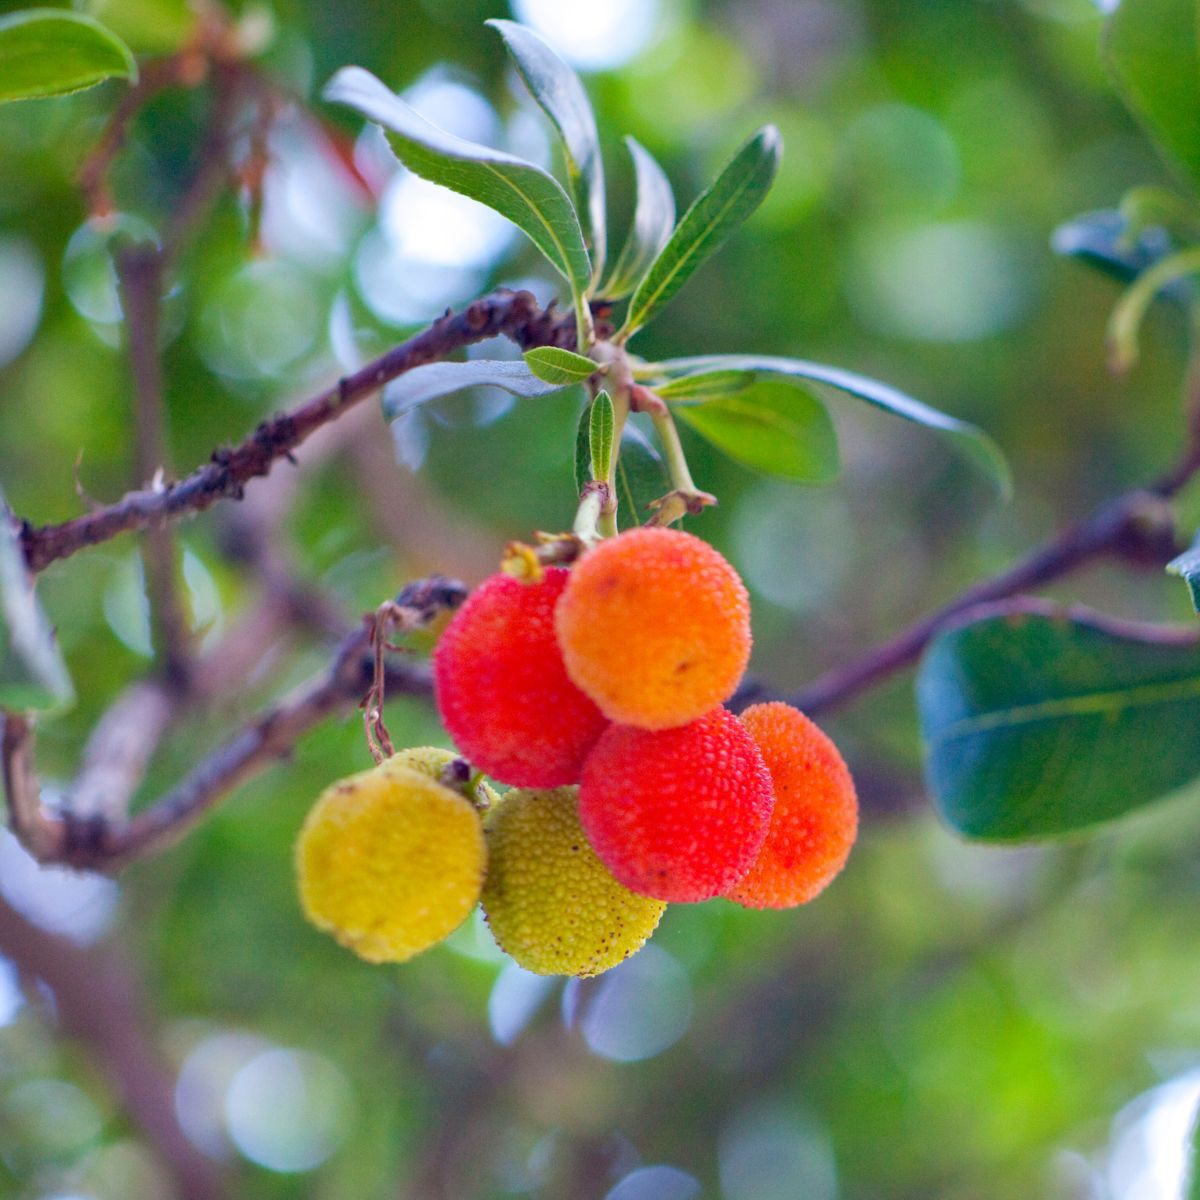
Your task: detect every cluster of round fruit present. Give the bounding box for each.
[296,527,857,978]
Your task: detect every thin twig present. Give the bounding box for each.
[0,893,229,1200]
[745,474,1192,719]
[20,292,573,574]
[2,577,463,872]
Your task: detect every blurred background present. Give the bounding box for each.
[2,0,1200,1196]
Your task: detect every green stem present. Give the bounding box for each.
[573,291,595,354]
[648,404,700,496]
[1108,245,1200,372]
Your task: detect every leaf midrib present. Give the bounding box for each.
[933,672,1200,743]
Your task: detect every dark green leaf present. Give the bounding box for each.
[589,390,615,482]
[602,137,676,300]
[324,67,591,297]
[523,346,597,385]
[381,359,563,420]
[672,378,839,483]
[917,602,1200,841]
[620,126,781,339]
[487,18,606,280]
[1168,532,1200,613]
[0,489,73,711]
[658,354,1011,497]
[611,422,669,524]
[1052,209,1193,298]
[573,398,591,494]
[0,8,136,102]
[1104,0,1200,192]
[656,369,756,400]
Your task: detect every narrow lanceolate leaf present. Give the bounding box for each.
[381,359,564,421]
[656,368,756,400]
[673,378,838,483]
[658,354,1011,497]
[0,9,136,102]
[917,601,1200,841]
[1168,532,1200,614]
[523,346,598,386]
[488,18,606,280]
[0,490,73,711]
[620,126,781,339]
[324,67,591,297]
[589,390,615,482]
[1104,0,1200,193]
[1052,208,1194,298]
[602,138,676,300]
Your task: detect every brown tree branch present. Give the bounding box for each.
[0,892,229,1200]
[742,457,1197,719]
[1,577,460,872]
[19,292,573,574]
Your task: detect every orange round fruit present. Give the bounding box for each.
[725,702,857,909]
[555,527,752,730]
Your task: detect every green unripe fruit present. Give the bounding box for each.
[481,786,666,977]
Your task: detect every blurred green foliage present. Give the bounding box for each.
[3,1,1200,1198]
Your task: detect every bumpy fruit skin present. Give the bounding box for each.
[555,527,752,730]
[725,702,858,909]
[579,707,773,902]
[434,569,608,787]
[296,764,485,963]
[482,786,666,977]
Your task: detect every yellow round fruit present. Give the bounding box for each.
[481,786,666,977]
[296,763,485,964]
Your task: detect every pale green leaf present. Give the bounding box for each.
[381,359,564,421]
[672,378,838,483]
[0,8,136,102]
[488,18,606,280]
[324,66,591,298]
[589,390,615,482]
[659,354,1011,497]
[523,346,598,386]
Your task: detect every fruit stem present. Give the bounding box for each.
[588,341,633,536]
[631,385,716,525]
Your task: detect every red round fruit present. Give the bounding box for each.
[434,569,608,787]
[578,707,773,902]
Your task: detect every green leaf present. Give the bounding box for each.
[0,8,136,102]
[602,137,676,300]
[673,378,838,483]
[0,490,73,711]
[1168,532,1200,613]
[523,346,597,386]
[589,390,615,482]
[615,423,669,523]
[917,602,1200,841]
[381,359,564,421]
[1104,0,1200,192]
[487,18,606,281]
[656,369,756,400]
[620,126,781,339]
[657,354,1011,498]
[324,66,591,298]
